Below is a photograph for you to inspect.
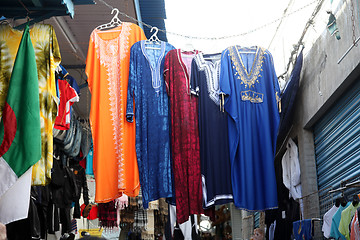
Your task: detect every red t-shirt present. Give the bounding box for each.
[54,79,79,130]
[81,203,98,220]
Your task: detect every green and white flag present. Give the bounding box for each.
[0,24,41,198]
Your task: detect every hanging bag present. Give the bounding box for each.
[173,222,184,240]
[191,215,201,240]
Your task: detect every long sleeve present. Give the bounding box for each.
[126,45,137,123]
[268,51,281,111]
[164,54,171,96]
[219,49,231,99]
[282,148,291,191]
[85,33,96,93]
[282,138,302,200]
[81,168,89,205]
[189,59,199,96]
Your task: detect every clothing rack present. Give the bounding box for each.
[328,174,360,194]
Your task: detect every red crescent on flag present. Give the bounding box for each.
[0,102,17,157]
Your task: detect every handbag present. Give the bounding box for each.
[191,215,201,240]
[173,223,184,240]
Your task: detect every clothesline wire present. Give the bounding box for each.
[96,0,319,40]
[268,0,295,49]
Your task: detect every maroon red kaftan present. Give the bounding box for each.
[164,49,203,224]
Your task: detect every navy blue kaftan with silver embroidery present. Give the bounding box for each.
[220,46,280,211]
[190,53,233,209]
[126,40,175,208]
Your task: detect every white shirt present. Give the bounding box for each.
[282,138,302,200]
[322,205,339,238]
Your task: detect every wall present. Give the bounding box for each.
[284,1,360,239]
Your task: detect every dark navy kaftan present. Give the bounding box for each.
[190,53,233,208]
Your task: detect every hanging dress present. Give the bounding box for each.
[190,53,233,208]
[126,40,175,208]
[219,46,280,211]
[0,24,61,185]
[85,23,147,202]
[164,49,204,224]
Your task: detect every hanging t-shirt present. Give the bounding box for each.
[322,205,339,238]
[282,138,302,200]
[330,202,350,240]
[339,202,360,240]
[190,52,233,208]
[269,220,276,240]
[164,49,204,224]
[85,22,147,202]
[126,40,175,208]
[322,205,338,238]
[219,46,280,211]
[0,24,61,185]
[54,79,79,130]
[350,209,360,240]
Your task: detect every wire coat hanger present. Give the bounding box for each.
[96,8,122,31]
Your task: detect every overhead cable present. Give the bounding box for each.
[97,0,319,40]
[279,0,325,79]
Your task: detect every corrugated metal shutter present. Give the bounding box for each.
[314,79,360,216]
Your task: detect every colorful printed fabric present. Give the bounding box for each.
[350,210,360,240]
[126,41,175,208]
[220,46,280,211]
[85,22,146,202]
[164,49,204,224]
[0,24,61,185]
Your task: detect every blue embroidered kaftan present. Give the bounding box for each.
[220,46,280,211]
[126,40,175,208]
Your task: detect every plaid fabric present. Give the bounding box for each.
[128,189,143,210]
[98,200,117,228]
[136,189,143,208]
[133,209,147,232]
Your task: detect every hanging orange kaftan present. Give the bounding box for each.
[85,23,146,202]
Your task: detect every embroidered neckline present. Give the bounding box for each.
[196,53,221,105]
[229,46,265,89]
[91,22,133,190]
[140,40,166,93]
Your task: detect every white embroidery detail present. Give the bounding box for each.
[195,54,221,106]
[92,23,132,190]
